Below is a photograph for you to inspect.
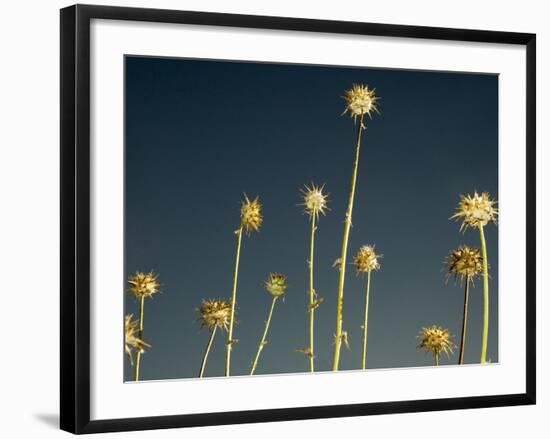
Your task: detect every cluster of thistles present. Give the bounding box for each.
[123,84,499,379]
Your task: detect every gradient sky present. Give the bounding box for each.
[124,56,498,381]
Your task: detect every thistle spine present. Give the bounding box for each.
[199,327,217,378]
[458,276,470,365]
[479,225,490,364]
[225,226,243,376]
[308,214,316,372]
[134,295,145,381]
[361,270,372,370]
[250,296,278,375]
[333,113,364,371]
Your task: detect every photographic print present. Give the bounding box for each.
[60,6,535,433]
[123,56,499,381]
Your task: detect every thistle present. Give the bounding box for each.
[299,183,329,372]
[451,191,498,363]
[197,299,232,378]
[240,194,263,235]
[353,245,382,370]
[225,194,263,376]
[250,273,287,375]
[446,246,483,365]
[417,325,456,366]
[353,245,381,273]
[264,273,287,297]
[127,271,160,381]
[451,192,498,232]
[300,183,329,221]
[446,246,483,283]
[125,314,150,366]
[333,84,379,371]
[342,84,380,126]
[127,271,160,299]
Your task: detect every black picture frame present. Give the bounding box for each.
[60,4,536,434]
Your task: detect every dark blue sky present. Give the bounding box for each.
[124,56,498,381]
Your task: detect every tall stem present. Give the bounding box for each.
[250,296,278,375]
[435,352,440,366]
[199,326,217,378]
[479,225,489,364]
[361,271,372,370]
[308,215,316,372]
[134,295,145,381]
[225,226,243,376]
[333,114,365,371]
[458,276,470,365]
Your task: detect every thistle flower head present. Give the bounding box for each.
[197,299,232,331]
[264,273,287,297]
[451,191,498,231]
[342,83,380,122]
[300,183,329,220]
[446,245,483,283]
[417,325,456,358]
[240,194,263,234]
[125,314,150,365]
[127,271,160,299]
[353,245,382,274]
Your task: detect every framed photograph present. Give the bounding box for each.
[60,4,536,434]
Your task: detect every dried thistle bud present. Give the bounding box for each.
[308,298,324,311]
[296,347,314,359]
[417,325,456,358]
[353,245,382,274]
[342,83,380,123]
[451,191,498,231]
[127,271,160,299]
[446,245,483,283]
[341,331,351,351]
[264,273,287,297]
[333,331,351,350]
[300,183,329,220]
[197,299,232,331]
[125,314,150,365]
[240,194,263,234]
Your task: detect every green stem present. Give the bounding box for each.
[333,114,365,371]
[250,296,278,375]
[479,225,489,364]
[361,271,372,370]
[134,295,145,381]
[199,326,217,378]
[225,226,243,377]
[435,351,440,366]
[458,276,470,365]
[308,214,316,372]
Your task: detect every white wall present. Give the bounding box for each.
[0,0,545,437]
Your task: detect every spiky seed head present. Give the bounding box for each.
[353,245,382,274]
[265,273,287,297]
[417,325,456,358]
[125,314,150,365]
[197,299,232,331]
[300,183,329,220]
[240,194,263,234]
[446,245,483,283]
[342,84,380,123]
[127,271,160,299]
[451,191,498,231]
